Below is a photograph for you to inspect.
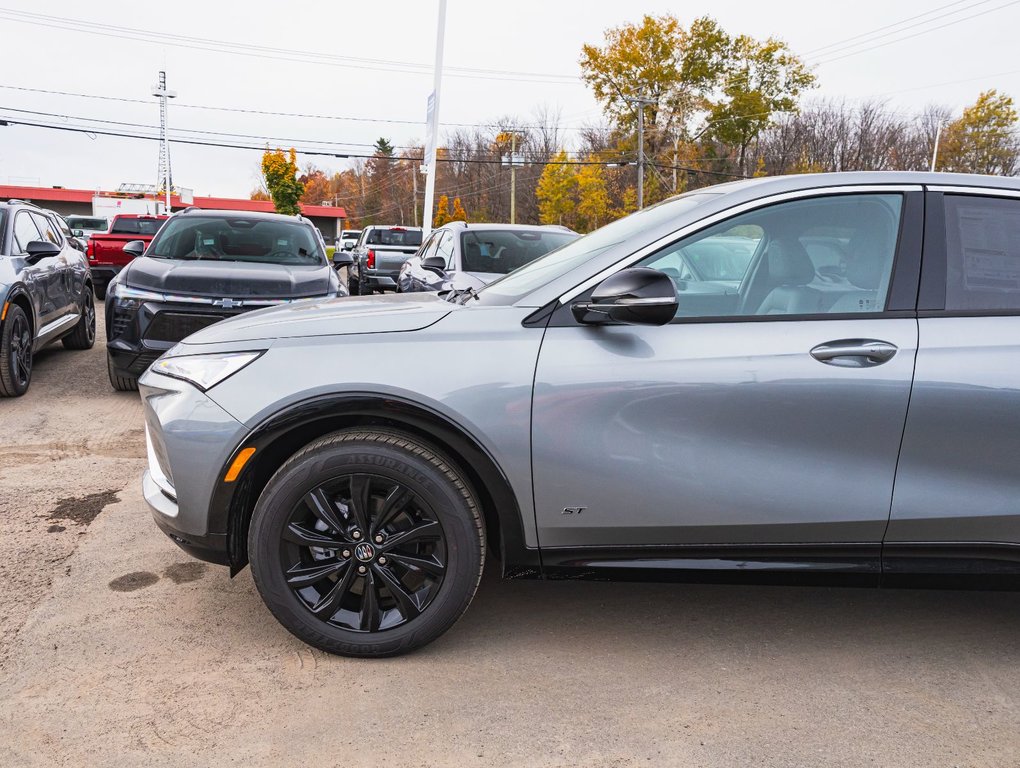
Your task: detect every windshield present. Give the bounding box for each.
[479,193,717,303]
[460,229,578,274]
[67,216,108,232]
[111,217,164,235]
[367,228,422,247]
[146,216,325,265]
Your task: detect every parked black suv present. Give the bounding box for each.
[105,209,346,391]
[0,200,96,397]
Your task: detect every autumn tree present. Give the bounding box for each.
[299,166,332,205]
[706,35,816,175]
[433,194,452,227]
[536,151,577,226]
[575,160,610,231]
[938,90,1020,176]
[451,196,468,222]
[260,148,304,216]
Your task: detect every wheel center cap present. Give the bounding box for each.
[354,543,375,562]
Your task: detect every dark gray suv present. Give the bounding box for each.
[139,172,1020,656]
[0,200,95,396]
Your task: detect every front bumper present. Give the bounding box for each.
[107,299,255,379]
[364,273,398,291]
[139,369,250,566]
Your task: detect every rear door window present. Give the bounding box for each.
[944,195,1020,311]
[31,213,62,245]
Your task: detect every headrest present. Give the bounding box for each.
[845,228,892,289]
[767,238,815,285]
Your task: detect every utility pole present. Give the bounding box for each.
[930,122,944,172]
[625,96,655,209]
[412,161,419,227]
[151,71,176,215]
[510,133,517,224]
[421,0,448,235]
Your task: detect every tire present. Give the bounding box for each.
[107,355,138,392]
[248,429,485,658]
[94,283,107,300]
[0,303,32,397]
[62,286,96,350]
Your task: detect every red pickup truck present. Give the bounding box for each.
[87,214,168,298]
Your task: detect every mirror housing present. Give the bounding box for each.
[24,240,62,264]
[571,268,678,326]
[342,242,355,251]
[122,240,146,258]
[332,250,355,268]
[71,228,85,238]
[422,255,447,275]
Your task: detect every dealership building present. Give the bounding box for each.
[0,184,347,240]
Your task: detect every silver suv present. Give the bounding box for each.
[140,172,1020,657]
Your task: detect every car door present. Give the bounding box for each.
[531,188,923,558]
[12,211,61,329]
[31,212,74,316]
[885,189,1020,568]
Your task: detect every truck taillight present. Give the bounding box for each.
[367,249,375,269]
[86,239,94,259]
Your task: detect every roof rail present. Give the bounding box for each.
[5,199,41,209]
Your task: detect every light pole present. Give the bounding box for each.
[625,96,656,209]
[421,0,447,235]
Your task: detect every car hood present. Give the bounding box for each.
[182,292,455,344]
[123,257,332,299]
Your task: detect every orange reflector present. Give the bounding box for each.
[224,447,256,482]
[1,302,7,322]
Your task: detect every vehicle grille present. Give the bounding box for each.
[110,308,133,339]
[144,312,227,343]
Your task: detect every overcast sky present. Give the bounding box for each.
[1,0,1018,198]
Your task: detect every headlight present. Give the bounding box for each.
[111,285,164,310]
[151,351,264,391]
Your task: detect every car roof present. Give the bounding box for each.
[174,208,308,224]
[442,222,577,234]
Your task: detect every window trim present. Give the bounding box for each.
[13,211,43,254]
[558,184,923,305]
[921,188,1020,317]
[550,186,922,326]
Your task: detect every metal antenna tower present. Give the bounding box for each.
[151,71,177,213]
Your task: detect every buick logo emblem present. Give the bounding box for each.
[354,543,375,562]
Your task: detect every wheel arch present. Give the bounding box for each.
[214,393,539,578]
[3,286,35,338]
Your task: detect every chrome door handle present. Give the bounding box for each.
[810,339,898,368]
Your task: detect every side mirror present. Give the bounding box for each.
[122,240,146,258]
[571,267,678,326]
[422,255,447,275]
[333,250,355,268]
[342,242,355,251]
[24,240,62,264]
[71,229,85,238]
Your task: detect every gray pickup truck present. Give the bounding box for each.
[350,225,423,294]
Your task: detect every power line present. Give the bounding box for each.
[804,0,982,56]
[0,84,591,132]
[813,0,1020,66]
[0,7,580,85]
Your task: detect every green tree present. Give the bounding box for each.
[938,90,1020,175]
[536,151,577,226]
[705,36,816,175]
[575,160,610,232]
[260,148,304,216]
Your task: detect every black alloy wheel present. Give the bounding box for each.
[281,474,447,633]
[63,288,96,350]
[248,429,485,657]
[0,304,32,397]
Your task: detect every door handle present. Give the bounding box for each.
[810,339,898,368]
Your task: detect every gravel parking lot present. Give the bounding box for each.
[1,305,1019,767]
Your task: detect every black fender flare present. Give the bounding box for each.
[211,393,541,577]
